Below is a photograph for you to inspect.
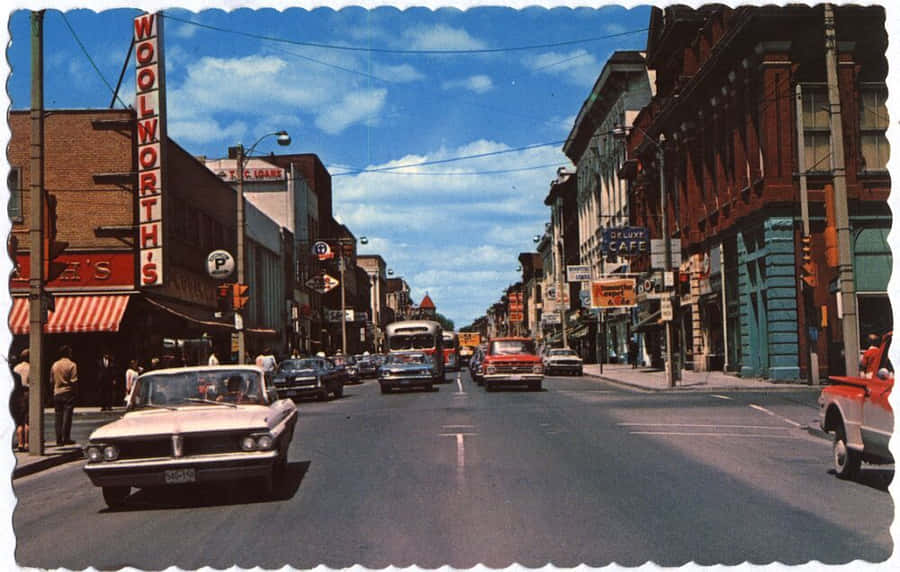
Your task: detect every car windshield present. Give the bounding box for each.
[491,340,537,355]
[549,349,577,356]
[386,353,431,365]
[389,334,435,350]
[278,359,319,371]
[132,369,264,407]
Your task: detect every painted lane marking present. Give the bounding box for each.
[711,394,733,400]
[442,424,474,429]
[456,378,465,393]
[749,404,803,428]
[629,431,807,439]
[439,431,473,494]
[617,423,791,429]
[438,432,478,437]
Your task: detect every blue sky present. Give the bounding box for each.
[5,4,652,328]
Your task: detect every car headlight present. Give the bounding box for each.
[256,434,275,450]
[533,364,544,374]
[486,366,496,374]
[102,445,119,461]
[86,446,103,463]
[241,436,257,451]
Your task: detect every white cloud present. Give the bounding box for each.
[442,75,494,94]
[167,118,247,144]
[402,24,488,51]
[315,88,388,134]
[372,63,425,83]
[523,49,604,87]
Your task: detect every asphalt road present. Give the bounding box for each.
[12,371,894,569]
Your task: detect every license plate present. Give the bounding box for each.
[399,379,410,385]
[164,468,196,484]
[285,389,297,397]
[510,375,522,381]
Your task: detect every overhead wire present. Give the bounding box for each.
[59,12,129,109]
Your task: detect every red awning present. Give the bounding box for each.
[9,294,130,335]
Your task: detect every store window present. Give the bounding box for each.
[802,87,831,172]
[859,86,889,171]
[7,167,22,221]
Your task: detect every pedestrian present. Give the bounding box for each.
[860,333,882,378]
[290,347,301,359]
[11,349,30,452]
[124,359,140,407]
[208,351,220,366]
[255,347,277,373]
[627,337,639,369]
[50,345,78,446]
[97,350,117,410]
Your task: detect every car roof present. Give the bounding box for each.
[141,364,264,376]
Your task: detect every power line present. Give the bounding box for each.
[330,162,566,177]
[331,140,570,176]
[59,12,129,109]
[161,12,647,56]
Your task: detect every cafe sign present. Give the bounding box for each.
[602,227,649,256]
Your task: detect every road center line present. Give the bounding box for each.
[617,423,791,429]
[456,378,464,393]
[749,404,803,428]
[711,394,733,400]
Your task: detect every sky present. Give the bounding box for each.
[5,3,653,329]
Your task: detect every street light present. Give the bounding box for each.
[614,123,678,387]
[231,130,291,364]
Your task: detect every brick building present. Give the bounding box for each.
[622,5,890,380]
[8,109,289,402]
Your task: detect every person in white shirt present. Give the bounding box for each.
[208,352,220,366]
[124,360,140,407]
[255,347,277,372]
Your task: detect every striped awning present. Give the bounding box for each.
[9,295,130,335]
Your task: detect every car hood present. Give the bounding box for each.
[89,406,273,440]
[546,355,582,362]
[381,364,431,373]
[277,368,317,377]
[485,354,540,362]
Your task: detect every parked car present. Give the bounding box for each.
[818,332,894,479]
[481,337,543,391]
[356,355,379,378]
[542,347,584,376]
[272,357,345,401]
[378,351,439,393]
[83,365,298,508]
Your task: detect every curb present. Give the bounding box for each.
[13,448,83,480]
[582,371,821,393]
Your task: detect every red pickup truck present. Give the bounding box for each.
[818,332,894,479]
[481,337,543,391]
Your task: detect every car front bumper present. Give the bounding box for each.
[483,373,543,384]
[83,450,279,488]
[380,375,435,389]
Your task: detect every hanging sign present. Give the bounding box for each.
[602,227,649,255]
[313,241,334,261]
[306,273,339,294]
[590,278,637,309]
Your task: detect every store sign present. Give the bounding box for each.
[217,161,286,183]
[567,265,592,282]
[590,278,637,309]
[306,273,339,294]
[206,250,235,279]
[10,252,135,290]
[542,313,561,325]
[134,12,168,287]
[602,227,649,255]
[509,311,524,322]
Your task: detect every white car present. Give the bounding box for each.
[83,365,298,508]
[542,348,584,376]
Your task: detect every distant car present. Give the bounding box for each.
[543,348,584,376]
[83,365,298,509]
[356,356,379,378]
[331,354,360,384]
[819,332,894,479]
[379,351,439,393]
[469,346,486,385]
[481,337,543,391]
[272,357,345,401]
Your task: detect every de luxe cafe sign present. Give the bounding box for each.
[135,13,167,287]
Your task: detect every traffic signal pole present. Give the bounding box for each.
[235,144,247,364]
[28,10,45,455]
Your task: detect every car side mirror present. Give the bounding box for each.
[877,367,892,381]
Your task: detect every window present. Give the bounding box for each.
[859,86,889,171]
[802,88,831,172]
[7,167,22,221]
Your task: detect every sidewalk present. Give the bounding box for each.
[583,363,819,392]
[11,406,125,480]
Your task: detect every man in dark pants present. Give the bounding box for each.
[97,350,116,411]
[50,345,79,446]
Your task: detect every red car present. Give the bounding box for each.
[481,337,544,391]
[818,332,893,479]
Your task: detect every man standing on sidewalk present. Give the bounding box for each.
[50,345,79,446]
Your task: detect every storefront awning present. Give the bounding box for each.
[142,295,278,335]
[9,294,130,335]
[633,310,662,333]
[569,324,590,338]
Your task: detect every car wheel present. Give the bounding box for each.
[425,384,433,392]
[318,388,329,401]
[529,382,542,391]
[833,424,861,479]
[380,385,391,394]
[102,486,130,509]
[485,381,494,392]
[333,383,344,398]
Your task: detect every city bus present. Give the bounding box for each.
[442,331,460,372]
[384,320,445,381]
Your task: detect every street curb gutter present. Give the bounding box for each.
[582,372,822,393]
[13,449,83,480]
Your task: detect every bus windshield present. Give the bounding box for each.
[389,334,435,350]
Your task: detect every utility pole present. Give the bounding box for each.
[235,144,247,364]
[28,10,46,455]
[796,83,819,384]
[824,3,860,377]
[660,134,677,388]
[339,254,347,354]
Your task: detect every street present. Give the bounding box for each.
[13,372,893,569]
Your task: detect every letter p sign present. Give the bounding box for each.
[206,249,235,279]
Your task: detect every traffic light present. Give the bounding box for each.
[232,283,250,310]
[216,283,233,314]
[43,193,69,282]
[800,235,817,288]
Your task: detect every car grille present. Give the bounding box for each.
[490,362,536,374]
[113,432,247,460]
[553,359,581,366]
